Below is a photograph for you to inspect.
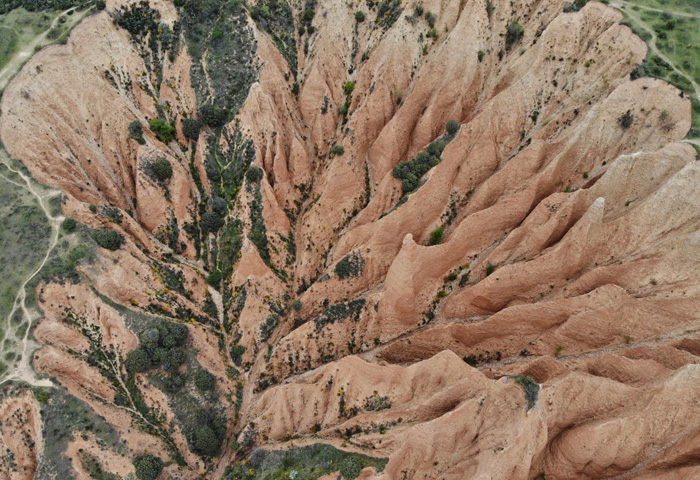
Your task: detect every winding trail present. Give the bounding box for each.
[0,151,62,388]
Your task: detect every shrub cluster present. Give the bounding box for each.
[392,139,447,194]
[124,321,189,374]
[92,229,124,251]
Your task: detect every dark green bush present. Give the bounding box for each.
[149,118,175,143]
[512,375,540,410]
[182,118,202,140]
[344,81,355,94]
[92,229,124,251]
[201,212,224,234]
[292,300,302,311]
[206,269,222,287]
[152,158,173,181]
[194,369,215,391]
[330,144,345,157]
[200,104,227,128]
[95,0,106,10]
[193,426,222,457]
[246,166,264,182]
[61,218,77,232]
[485,263,495,276]
[355,11,365,22]
[124,348,151,373]
[133,455,163,480]
[128,120,146,145]
[505,20,524,51]
[446,119,459,135]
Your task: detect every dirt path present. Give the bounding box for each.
[0,6,87,91]
[0,152,62,388]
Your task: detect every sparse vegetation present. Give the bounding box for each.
[429,225,444,245]
[330,144,345,157]
[510,375,540,410]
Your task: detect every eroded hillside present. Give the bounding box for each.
[1,0,700,479]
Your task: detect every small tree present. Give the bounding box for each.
[182,118,202,140]
[344,81,355,94]
[125,348,151,373]
[92,229,125,251]
[429,225,444,245]
[61,218,77,232]
[201,212,224,234]
[330,144,345,157]
[292,300,302,311]
[95,0,106,10]
[200,104,227,128]
[505,20,524,51]
[246,166,264,182]
[335,258,352,278]
[128,120,145,145]
[133,455,163,480]
[195,369,216,391]
[193,426,222,457]
[148,118,175,143]
[152,158,173,181]
[355,11,365,22]
[446,119,459,135]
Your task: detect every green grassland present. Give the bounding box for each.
[614,0,700,137]
[0,8,54,71]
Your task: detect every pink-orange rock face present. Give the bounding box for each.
[1,0,700,479]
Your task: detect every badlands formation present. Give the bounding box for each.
[1,0,700,479]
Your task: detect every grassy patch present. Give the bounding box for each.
[222,443,388,480]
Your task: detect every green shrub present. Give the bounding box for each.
[201,212,224,234]
[446,119,459,135]
[340,457,363,480]
[92,229,124,251]
[61,218,77,232]
[124,348,151,373]
[206,269,222,287]
[148,118,175,143]
[89,204,97,213]
[355,11,365,22]
[151,158,173,182]
[95,0,106,10]
[485,263,495,276]
[330,144,345,157]
[133,455,163,480]
[193,426,222,457]
[200,104,227,128]
[344,81,355,94]
[429,225,444,245]
[194,369,216,391]
[182,118,202,140]
[505,20,524,51]
[292,300,302,311]
[246,166,264,182]
[34,389,50,403]
[511,375,540,411]
[478,50,485,62]
[128,120,145,145]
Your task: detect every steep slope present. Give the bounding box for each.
[1,0,699,479]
